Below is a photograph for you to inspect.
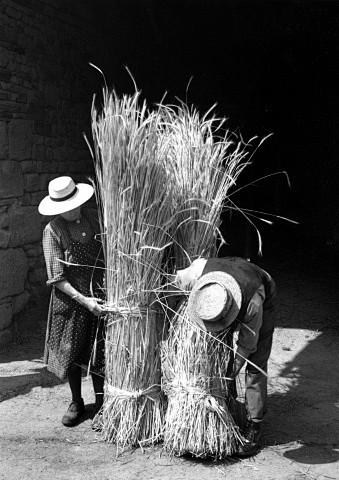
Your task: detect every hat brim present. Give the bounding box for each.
[38,183,94,216]
[187,271,242,332]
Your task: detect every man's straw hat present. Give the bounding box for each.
[38,176,94,216]
[187,271,242,332]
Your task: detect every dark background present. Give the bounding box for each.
[90,0,338,262]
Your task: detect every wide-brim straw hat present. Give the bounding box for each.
[38,176,94,216]
[187,271,242,332]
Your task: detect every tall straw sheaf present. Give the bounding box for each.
[158,102,252,458]
[158,101,250,267]
[90,89,174,448]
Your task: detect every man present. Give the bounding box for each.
[174,256,276,457]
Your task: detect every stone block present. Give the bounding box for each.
[34,120,52,137]
[0,46,10,68]
[29,266,47,284]
[0,229,10,249]
[0,68,11,83]
[0,303,12,330]
[17,194,31,206]
[35,157,46,170]
[0,160,24,198]
[8,206,42,247]
[22,243,35,251]
[30,191,45,206]
[39,173,51,191]
[0,92,8,102]
[25,173,40,191]
[0,209,9,228]
[57,162,68,173]
[1,25,16,44]
[12,290,30,315]
[44,84,59,106]
[9,119,33,160]
[73,160,88,173]
[0,329,12,349]
[53,147,63,162]
[0,248,28,299]
[42,161,58,173]
[28,256,39,269]
[20,160,34,173]
[25,246,38,257]
[0,121,8,159]
[0,198,16,206]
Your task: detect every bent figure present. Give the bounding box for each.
[174,256,277,457]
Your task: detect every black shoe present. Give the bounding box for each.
[62,399,85,427]
[237,420,261,457]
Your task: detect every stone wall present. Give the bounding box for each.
[0,0,107,348]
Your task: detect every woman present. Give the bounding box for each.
[39,176,107,427]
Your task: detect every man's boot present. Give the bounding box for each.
[237,420,261,457]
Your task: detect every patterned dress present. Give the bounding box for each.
[42,208,105,380]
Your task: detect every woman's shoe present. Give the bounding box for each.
[61,399,85,427]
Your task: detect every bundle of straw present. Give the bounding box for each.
[159,102,251,458]
[158,101,250,267]
[90,88,174,448]
[162,301,243,459]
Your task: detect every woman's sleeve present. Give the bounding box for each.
[42,224,67,285]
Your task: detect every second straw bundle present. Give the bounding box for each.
[159,102,249,458]
[162,301,243,458]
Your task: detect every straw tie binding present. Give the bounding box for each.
[105,384,161,400]
[105,304,157,317]
[164,383,226,401]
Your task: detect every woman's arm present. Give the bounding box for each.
[55,279,106,317]
[43,222,106,317]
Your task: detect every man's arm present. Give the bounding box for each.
[229,286,265,379]
[229,346,251,379]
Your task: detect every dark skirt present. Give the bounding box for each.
[44,287,105,380]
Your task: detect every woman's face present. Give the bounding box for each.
[60,206,81,222]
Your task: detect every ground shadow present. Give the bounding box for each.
[259,247,339,467]
[0,366,63,402]
[0,294,64,401]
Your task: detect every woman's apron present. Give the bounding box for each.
[44,216,105,380]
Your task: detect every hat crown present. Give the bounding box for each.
[48,176,76,200]
[187,271,242,332]
[194,282,229,322]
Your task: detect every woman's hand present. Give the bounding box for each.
[72,293,107,317]
[55,281,108,317]
[82,297,107,317]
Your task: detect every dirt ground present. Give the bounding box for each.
[1,249,338,480]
